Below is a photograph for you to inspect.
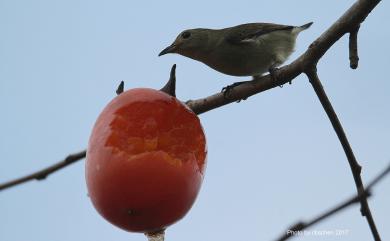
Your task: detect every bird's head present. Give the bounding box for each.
[159,29,210,59]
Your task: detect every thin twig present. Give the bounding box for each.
[305,67,381,241]
[0,0,381,193]
[367,162,390,190]
[116,81,124,95]
[349,24,360,69]
[0,6,383,240]
[276,193,371,241]
[160,64,177,97]
[0,82,128,192]
[0,150,86,191]
[187,0,381,114]
[275,161,390,241]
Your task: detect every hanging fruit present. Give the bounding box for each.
[86,87,207,234]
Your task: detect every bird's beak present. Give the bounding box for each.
[159,44,177,56]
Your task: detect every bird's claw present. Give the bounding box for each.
[269,66,279,81]
[221,85,234,96]
[269,66,284,88]
[221,82,248,102]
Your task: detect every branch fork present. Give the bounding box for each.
[0,1,384,240]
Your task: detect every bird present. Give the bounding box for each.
[159,22,313,92]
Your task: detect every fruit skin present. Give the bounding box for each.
[86,88,207,233]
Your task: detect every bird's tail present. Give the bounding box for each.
[292,22,313,34]
[299,22,313,30]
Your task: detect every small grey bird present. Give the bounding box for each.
[159,22,313,87]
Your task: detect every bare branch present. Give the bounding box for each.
[116,81,125,95]
[0,3,384,239]
[276,193,371,241]
[349,25,360,69]
[0,0,381,195]
[275,161,390,241]
[0,150,86,191]
[0,82,127,192]
[367,162,390,190]
[305,67,381,241]
[187,0,381,114]
[160,64,176,97]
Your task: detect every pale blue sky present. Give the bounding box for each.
[0,1,389,241]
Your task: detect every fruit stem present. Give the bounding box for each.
[145,229,165,241]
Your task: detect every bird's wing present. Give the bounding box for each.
[225,23,294,45]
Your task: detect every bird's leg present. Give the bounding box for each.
[268,65,284,88]
[221,81,250,102]
[221,81,248,93]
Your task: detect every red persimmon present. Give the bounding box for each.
[86,88,207,233]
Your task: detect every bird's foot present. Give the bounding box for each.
[221,81,248,102]
[221,82,241,95]
[268,66,284,88]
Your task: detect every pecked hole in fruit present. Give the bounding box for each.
[102,95,206,179]
[87,89,207,233]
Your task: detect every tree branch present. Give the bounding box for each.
[0,150,86,191]
[349,25,360,69]
[275,162,390,241]
[160,64,177,97]
[0,0,380,188]
[0,1,384,239]
[305,67,380,241]
[116,81,125,95]
[187,0,381,113]
[0,80,127,192]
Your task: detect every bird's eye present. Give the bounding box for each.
[181,32,191,39]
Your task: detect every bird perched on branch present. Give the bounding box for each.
[159,22,313,92]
